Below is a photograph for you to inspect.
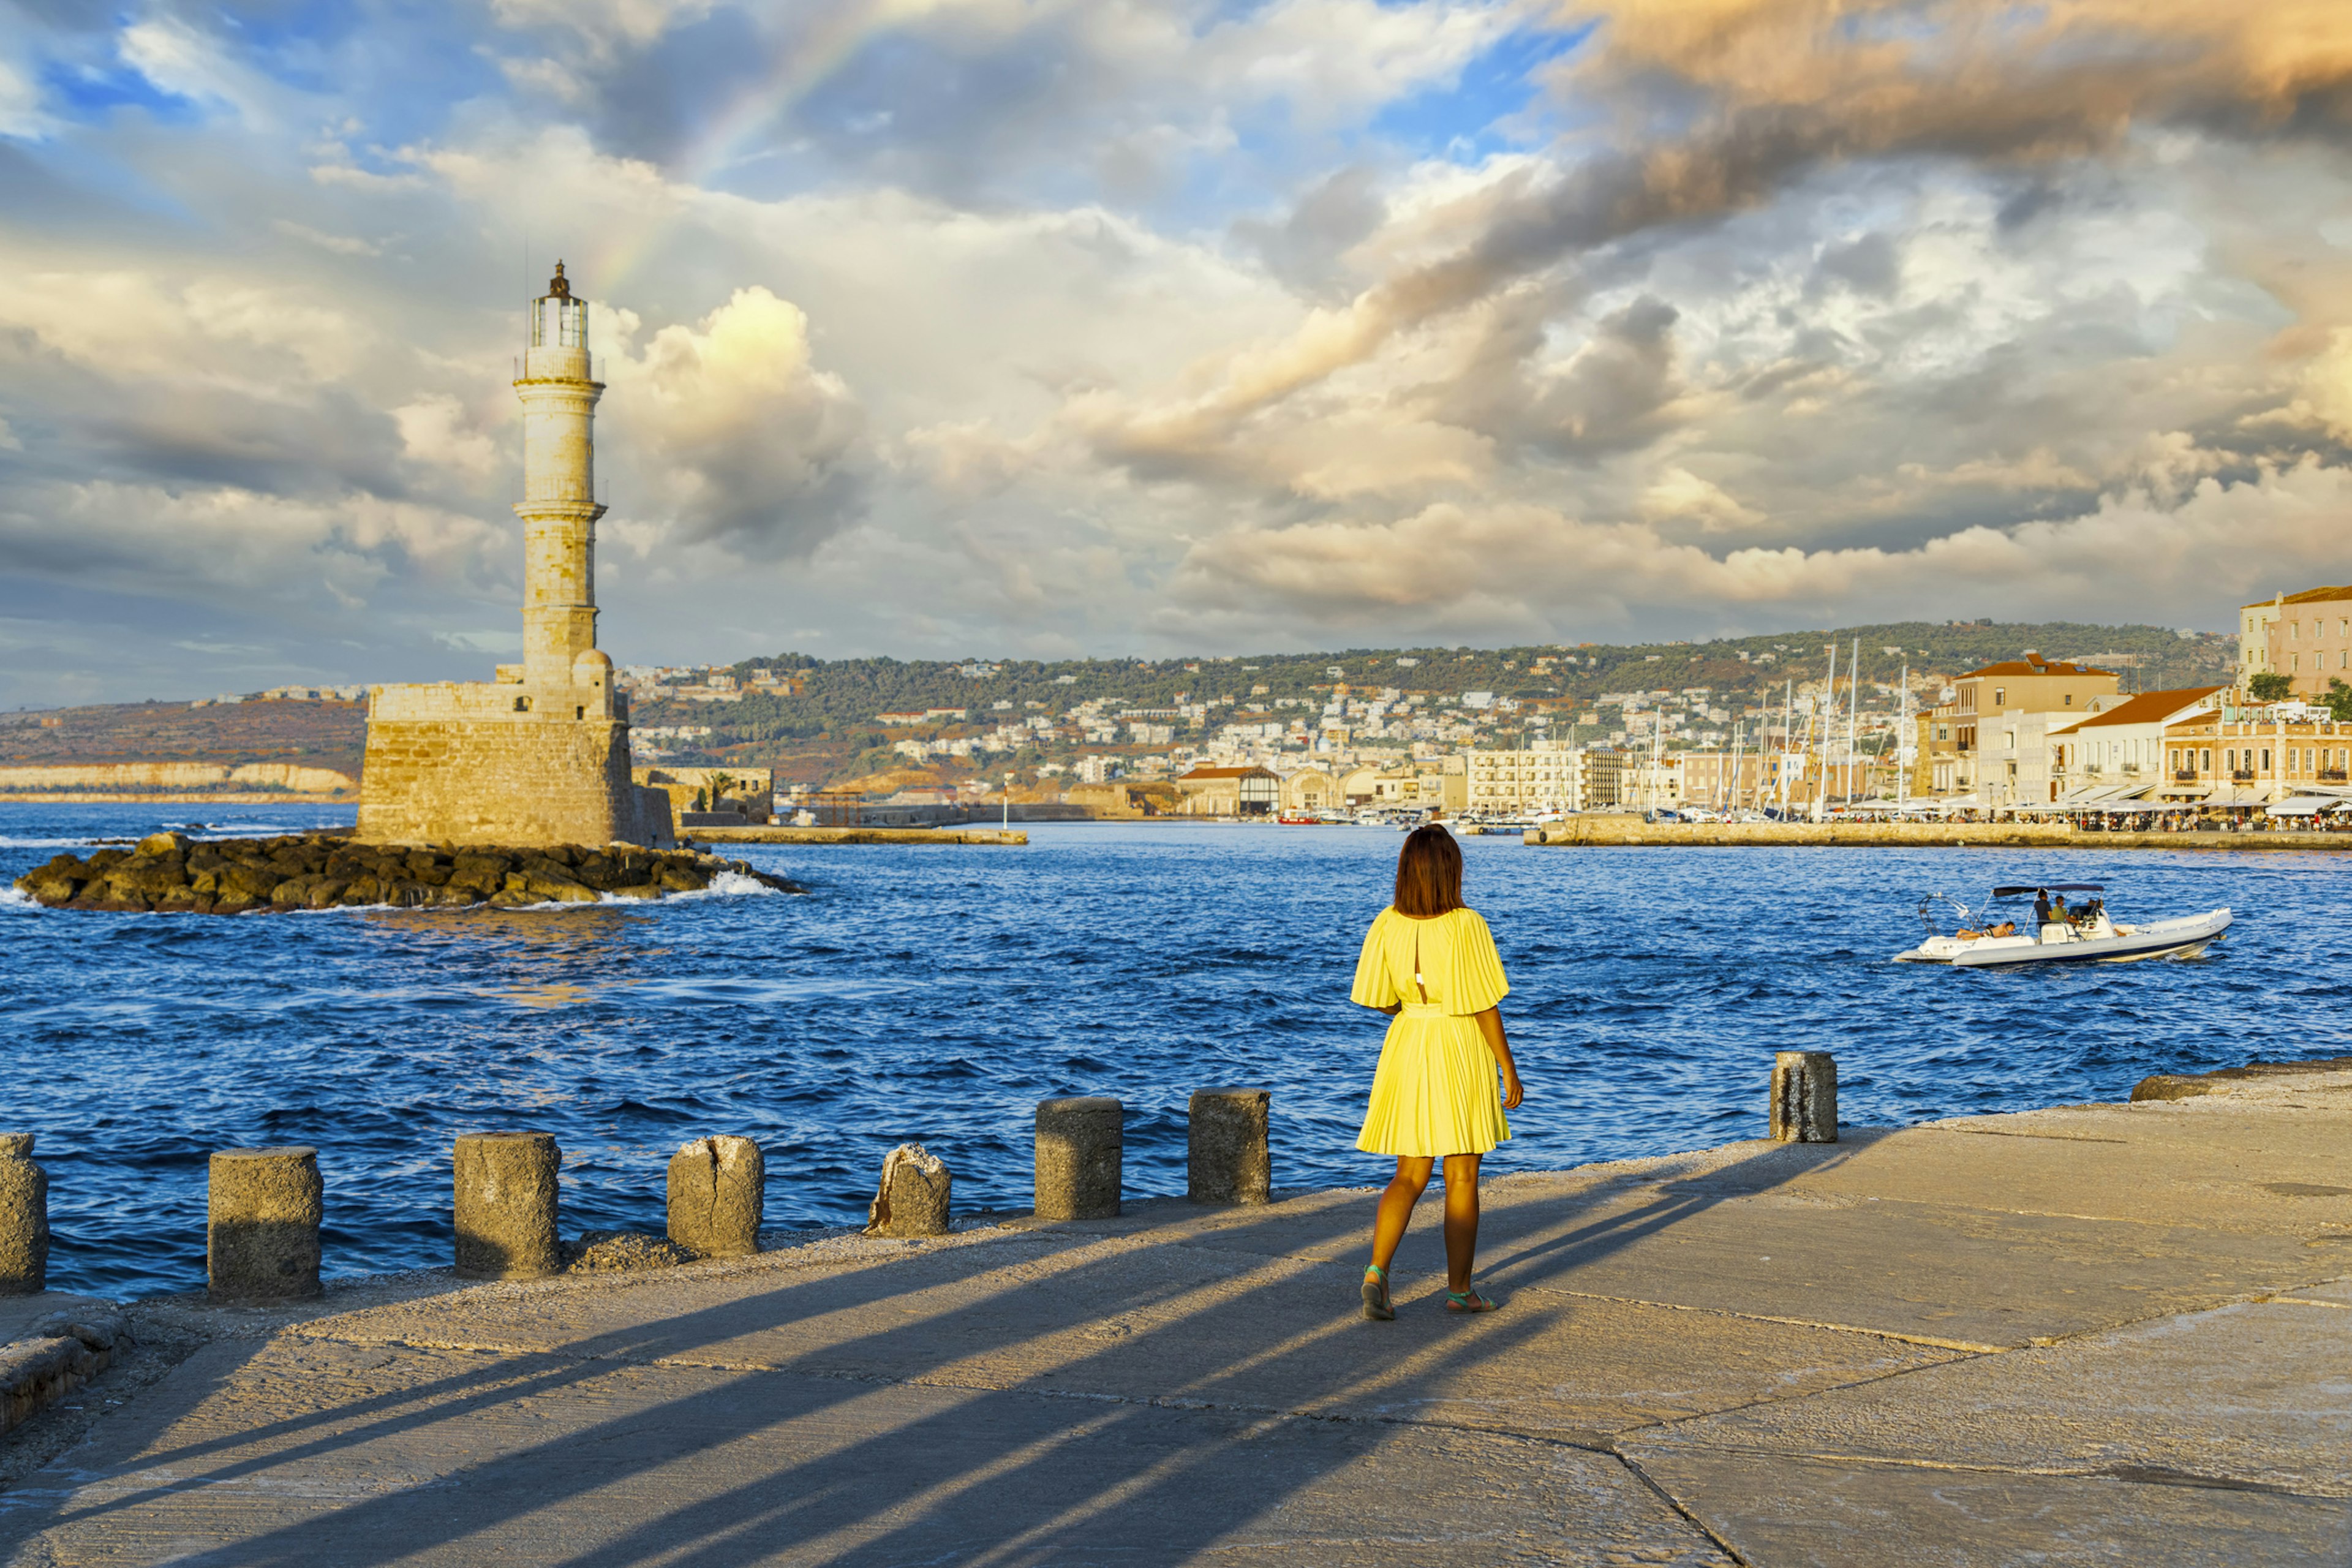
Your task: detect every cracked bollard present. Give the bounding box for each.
[866,1144,951,1238]
[1187,1088,1272,1205]
[208,1147,323,1299]
[454,1131,562,1279]
[1771,1050,1839,1144]
[1035,1096,1122,1221]
[0,1134,48,1296]
[667,1136,764,1257]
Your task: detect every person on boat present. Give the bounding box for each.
[1352,824,1525,1321]
[2034,891,2053,927]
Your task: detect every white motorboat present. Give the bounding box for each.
[1894,883,2231,967]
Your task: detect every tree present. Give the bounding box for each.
[2247,671,2293,703]
[2328,679,2352,725]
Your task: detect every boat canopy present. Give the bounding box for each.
[1991,883,2106,897]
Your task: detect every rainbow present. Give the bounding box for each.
[582,4,922,294]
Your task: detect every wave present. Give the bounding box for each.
[660,870,791,902]
[0,886,42,913]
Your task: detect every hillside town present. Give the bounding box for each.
[606,590,2349,831]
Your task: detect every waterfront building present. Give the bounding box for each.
[1463,742,1586,813]
[1929,654,2122,806]
[358,265,671,848]
[2250,586,2352,698]
[2043,687,2224,808]
[1278,767,1337,812]
[1175,764,1279,817]
[2161,710,2352,808]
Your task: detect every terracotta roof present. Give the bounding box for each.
[1178,766,1276,780]
[2243,586,2352,608]
[2065,687,2225,729]
[1958,654,2115,679]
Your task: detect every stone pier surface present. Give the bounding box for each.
[4,1066,2350,1566]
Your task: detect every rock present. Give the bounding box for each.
[0,1137,48,1295]
[1770,1050,1839,1143]
[867,1144,952,1238]
[563,1229,697,1272]
[1187,1088,1272,1205]
[136,831,190,858]
[667,1136,764,1257]
[207,1147,323,1299]
[453,1131,562,1279]
[1035,1098,1123,1221]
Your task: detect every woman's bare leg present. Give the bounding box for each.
[1370,1157,1433,1273]
[1441,1153,1482,1292]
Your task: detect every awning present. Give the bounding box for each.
[2267,796,2336,817]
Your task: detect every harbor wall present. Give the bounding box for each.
[1523,818,2352,851]
[0,763,355,796]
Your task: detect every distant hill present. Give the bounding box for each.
[0,699,367,778]
[616,619,2234,781]
[2,622,2235,788]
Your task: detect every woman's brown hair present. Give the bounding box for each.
[1393,824,1464,918]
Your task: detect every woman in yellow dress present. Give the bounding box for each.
[1352,824,1524,1320]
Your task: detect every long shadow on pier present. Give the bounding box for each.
[0,1142,1892,1566]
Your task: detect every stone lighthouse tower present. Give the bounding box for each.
[356,265,671,848]
[516,262,605,682]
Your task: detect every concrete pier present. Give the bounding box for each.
[453,1132,561,1279]
[1187,1088,1272,1205]
[667,1136,764,1257]
[1770,1050,1839,1144]
[1035,1096,1122,1221]
[206,1147,323,1299]
[0,1135,46,1296]
[5,1066,2350,1565]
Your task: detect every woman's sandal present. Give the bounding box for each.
[1444,1287,1499,1313]
[1361,1264,1395,1321]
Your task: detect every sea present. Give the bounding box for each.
[2,804,2345,1300]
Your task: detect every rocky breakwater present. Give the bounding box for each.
[13,832,797,913]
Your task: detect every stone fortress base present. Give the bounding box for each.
[358,653,671,849]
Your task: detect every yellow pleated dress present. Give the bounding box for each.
[1352,905,1513,1157]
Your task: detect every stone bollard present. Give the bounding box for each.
[1035,1097,1122,1221]
[208,1147,323,1299]
[866,1144,951,1238]
[1187,1089,1272,1205]
[0,1134,48,1296]
[667,1136,764,1257]
[1771,1051,1839,1144]
[453,1132,562,1279]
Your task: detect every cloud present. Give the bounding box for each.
[603,285,868,558]
[5,0,2352,699]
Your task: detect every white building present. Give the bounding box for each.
[1463,742,1586,813]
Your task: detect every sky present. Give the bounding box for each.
[2,0,2350,704]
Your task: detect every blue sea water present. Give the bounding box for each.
[2,804,2346,1300]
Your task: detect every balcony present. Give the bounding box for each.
[2323,769,2349,782]
[2173,770,2199,782]
[2232,769,2257,782]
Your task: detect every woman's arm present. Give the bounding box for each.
[1471,1007,1525,1109]
[1370,1002,1400,1017]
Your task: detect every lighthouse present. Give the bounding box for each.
[355,265,671,848]
[515,262,606,681]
